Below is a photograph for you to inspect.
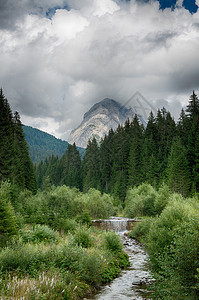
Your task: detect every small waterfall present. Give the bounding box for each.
[92,217,139,232]
[87,218,154,300]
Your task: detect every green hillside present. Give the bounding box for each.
[23,125,85,164]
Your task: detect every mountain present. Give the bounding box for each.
[68,97,148,148]
[23,125,85,164]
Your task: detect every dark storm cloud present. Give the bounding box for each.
[0,0,27,30]
[0,0,69,30]
[0,0,199,139]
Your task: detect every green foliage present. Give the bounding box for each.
[154,183,171,215]
[103,231,123,253]
[76,210,92,227]
[166,136,191,196]
[134,191,199,298]
[23,125,69,164]
[82,138,101,192]
[124,183,157,217]
[0,226,129,299]
[73,227,93,248]
[0,182,18,245]
[31,91,199,199]
[82,189,116,219]
[10,186,115,233]
[129,217,154,242]
[80,249,104,285]
[0,90,37,192]
[55,218,77,233]
[19,225,57,243]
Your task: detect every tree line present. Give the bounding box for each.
[35,91,199,200]
[0,89,37,193]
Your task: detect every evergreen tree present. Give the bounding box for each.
[177,108,191,146]
[0,89,37,192]
[185,91,199,192]
[61,143,82,189]
[128,115,144,188]
[141,112,159,185]
[100,129,115,193]
[155,108,176,181]
[186,91,199,121]
[110,123,130,200]
[194,131,199,192]
[13,112,37,193]
[0,183,18,236]
[82,138,101,192]
[0,89,15,181]
[166,137,191,196]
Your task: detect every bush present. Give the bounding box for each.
[129,217,154,242]
[76,210,92,227]
[19,225,57,243]
[147,198,187,269]
[73,227,93,248]
[83,189,115,219]
[81,249,104,285]
[103,231,123,253]
[154,183,171,215]
[124,183,157,217]
[54,217,77,233]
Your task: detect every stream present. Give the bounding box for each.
[87,218,154,300]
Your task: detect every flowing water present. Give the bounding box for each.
[87,217,154,300]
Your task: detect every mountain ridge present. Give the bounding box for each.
[23,125,85,164]
[68,98,139,148]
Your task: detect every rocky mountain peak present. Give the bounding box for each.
[68,98,140,148]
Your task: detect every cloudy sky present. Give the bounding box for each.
[0,0,199,140]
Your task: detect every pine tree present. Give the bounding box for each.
[99,130,115,193]
[0,89,37,192]
[185,91,199,192]
[141,112,159,185]
[13,112,37,192]
[0,89,15,181]
[166,137,191,197]
[110,123,130,200]
[0,187,18,236]
[128,115,144,188]
[62,143,82,189]
[82,138,101,192]
[186,91,199,121]
[155,108,176,181]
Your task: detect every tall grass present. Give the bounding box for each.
[0,225,129,299]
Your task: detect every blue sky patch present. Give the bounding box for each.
[131,0,198,13]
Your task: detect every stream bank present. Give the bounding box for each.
[86,218,154,300]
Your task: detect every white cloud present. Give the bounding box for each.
[52,9,89,40]
[0,0,199,139]
[93,0,120,17]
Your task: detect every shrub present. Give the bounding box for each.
[0,196,18,243]
[19,225,57,243]
[54,217,77,233]
[83,189,115,219]
[154,183,171,215]
[129,217,154,242]
[103,231,123,253]
[76,210,92,227]
[80,249,104,285]
[73,227,93,248]
[124,183,157,217]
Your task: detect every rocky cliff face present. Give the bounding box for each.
[68,98,142,148]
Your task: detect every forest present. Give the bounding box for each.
[36,91,199,200]
[0,89,199,299]
[23,125,85,164]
